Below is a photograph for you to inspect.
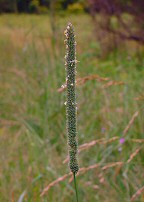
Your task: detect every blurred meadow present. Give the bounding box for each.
[0,2,144,202]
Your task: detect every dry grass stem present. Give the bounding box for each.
[134,95,144,101]
[127,148,141,163]
[102,162,124,170]
[131,139,144,143]
[79,137,119,151]
[40,173,72,197]
[79,138,105,151]
[131,186,144,201]
[57,74,124,92]
[58,74,109,92]
[123,111,139,136]
[79,164,100,174]
[76,74,109,84]
[102,81,125,88]
[1,119,19,127]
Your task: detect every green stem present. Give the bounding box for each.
[73,173,79,202]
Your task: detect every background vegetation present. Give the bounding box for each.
[0,1,144,202]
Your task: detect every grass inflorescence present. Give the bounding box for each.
[64,22,79,201]
[64,22,79,175]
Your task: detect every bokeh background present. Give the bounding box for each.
[0,0,144,201]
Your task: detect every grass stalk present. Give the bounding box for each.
[73,173,79,202]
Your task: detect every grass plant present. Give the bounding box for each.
[0,14,144,202]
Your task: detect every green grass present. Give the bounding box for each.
[0,14,144,202]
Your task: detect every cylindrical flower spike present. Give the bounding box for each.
[64,23,79,174]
